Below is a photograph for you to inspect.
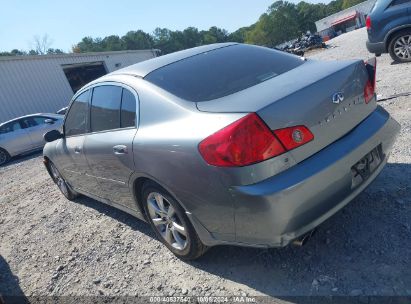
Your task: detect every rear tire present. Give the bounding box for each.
[0,148,10,166]
[48,161,78,200]
[142,182,207,260]
[388,30,411,63]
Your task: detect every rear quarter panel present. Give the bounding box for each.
[127,78,243,237]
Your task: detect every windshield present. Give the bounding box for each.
[144,44,305,102]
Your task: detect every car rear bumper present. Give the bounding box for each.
[227,106,400,247]
[366,40,386,55]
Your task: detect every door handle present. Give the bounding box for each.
[113,145,128,155]
[74,146,82,154]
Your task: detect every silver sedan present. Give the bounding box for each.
[43,43,400,260]
[0,113,63,165]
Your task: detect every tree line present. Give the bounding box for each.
[1,0,364,56]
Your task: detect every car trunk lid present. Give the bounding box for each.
[196,59,377,164]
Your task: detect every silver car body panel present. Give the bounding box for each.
[43,44,400,247]
[0,113,63,157]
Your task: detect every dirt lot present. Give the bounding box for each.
[1,28,410,301]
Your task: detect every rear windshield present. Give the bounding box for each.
[144,44,305,102]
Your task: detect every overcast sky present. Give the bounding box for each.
[0,0,332,52]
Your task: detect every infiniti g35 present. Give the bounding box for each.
[43,43,400,259]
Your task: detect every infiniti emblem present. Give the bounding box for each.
[332,92,344,104]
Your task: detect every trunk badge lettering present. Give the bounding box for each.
[332,92,344,104]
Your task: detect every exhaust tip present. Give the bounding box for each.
[292,229,316,247]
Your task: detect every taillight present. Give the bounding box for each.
[364,80,375,104]
[364,57,377,104]
[198,113,285,167]
[273,126,314,150]
[366,16,372,30]
[198,113,314,167]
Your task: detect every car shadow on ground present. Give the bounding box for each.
[390,60,411,65]
[72,163,410,297]
[1,151,42,169]
[0,255,28,304]
[72,195,156,239]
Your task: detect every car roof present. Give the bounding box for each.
[0,113,63,126]
[110,43,237,78]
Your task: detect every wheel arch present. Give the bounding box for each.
[42,155,54,179]
[0,146,10,155]
[385,25,411,51]
[131,174,217,247]
[131,175,188,217]
[0,147,11,164]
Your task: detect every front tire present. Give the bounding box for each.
[389,30,411,63]
[142,182,207,260]
[48,161,78,200]
[0,148,10,166]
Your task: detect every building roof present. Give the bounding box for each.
[0,49,159,62]
[110,43,237,78]
[315,0,377,32]
[331,12,358,26]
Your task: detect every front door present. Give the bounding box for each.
[84,84,138,209]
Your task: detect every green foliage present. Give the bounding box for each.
[246,2,301,47]
[2,0,365,56]
[341,0,364,9]
[0,48,65,56]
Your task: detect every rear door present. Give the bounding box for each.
[84,84,138,209]
[0,120,33,155]
[380,0,411,30]
[57,89,100,193]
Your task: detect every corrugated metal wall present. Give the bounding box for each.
[0,50,156,123]
[315,0,377,32]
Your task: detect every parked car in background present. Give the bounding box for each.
[0,114,63,165]
[56,107,68,115]
[43,43,400,260]
[366,0,411,62]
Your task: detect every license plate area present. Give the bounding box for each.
[351,145,383,189]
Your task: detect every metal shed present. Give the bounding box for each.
[315,0,377,38]
[0,50,158,123]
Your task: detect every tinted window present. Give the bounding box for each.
[121,89,136,128]
[65,90,90,136]
[0,121,21,134]
[90,86,122,132]
[20,117,39,128]
[145,44,305,102]
[391,0,410,5]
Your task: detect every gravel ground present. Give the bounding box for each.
[1,28,410,301]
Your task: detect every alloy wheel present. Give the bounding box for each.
[146,192,188,250]
[393,35,411,60]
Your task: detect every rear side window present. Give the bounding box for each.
[65,90,90,136]
[90,86,122,132]
[145,44,304,102]
[121,89,136,128]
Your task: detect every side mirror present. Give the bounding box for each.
[44,129,63,142]
[45,119,55,125]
